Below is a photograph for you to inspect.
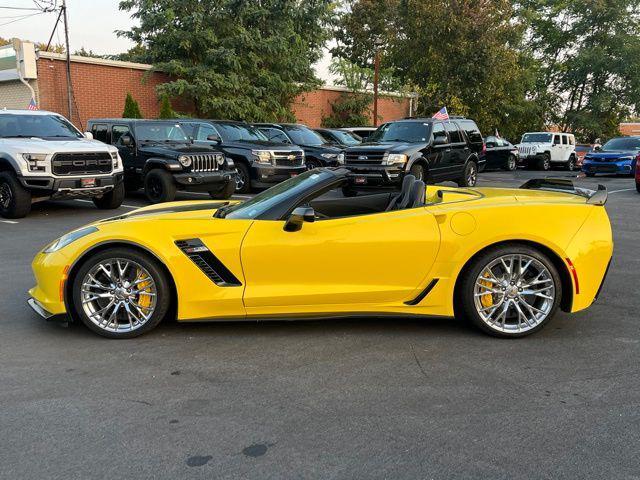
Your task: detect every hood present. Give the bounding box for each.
[516,142,549,149]
[585,151,637,161]
[219,139,299,150]
[345,142,425,154]
[0,137,117,155]
[300,143,341,154]
[139,143,220,156]
[99,200,240,224]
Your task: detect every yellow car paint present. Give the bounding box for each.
[29,187,613,324]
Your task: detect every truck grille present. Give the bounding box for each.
[518,146,535,156]
[345,150,386,165]
[273,151,304,167]
[52,152,113,176]
[189,153,223,172]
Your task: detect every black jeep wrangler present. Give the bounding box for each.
[87,119,236,203]
[340,117,484,194]
[178,120,306,194]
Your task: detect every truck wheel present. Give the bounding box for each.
[0,171,32,219]
[457,161,478,187]
[234,163,251,194]
[409,163,426,182]
[566,156,576,171]
[538,154,551,171]
[124,176,142,192]
[209,178,236,199]
[93,182,125,209]
[144,169,176,203]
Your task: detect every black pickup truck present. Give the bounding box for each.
[87,119,237,203]
[340,117,484,195]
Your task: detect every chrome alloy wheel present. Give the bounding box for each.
[467,163,477,186]
[473,254,556,334]
[80,258,157,333]
[235,170,246,191]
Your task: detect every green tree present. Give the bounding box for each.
[122,92,143,118]
[158,94,175,119]
[118,0,335,121]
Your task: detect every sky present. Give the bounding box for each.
[1,0,335,83]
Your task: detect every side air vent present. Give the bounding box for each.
[175,239,242,287]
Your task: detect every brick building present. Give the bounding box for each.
[0,51,411,130]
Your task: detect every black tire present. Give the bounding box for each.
[71,247,172,339]
[585,172,595,177]
[144,169,177,203]
[93,182,125,209]
[409,163,426,182]
[566,156,576,171]
[457,161,478,187]
[306,158,323,171]
[636,182,640,193]
[209,179,235,199]
[0,171,32,219]
[503,155,517,171]
[124,176,142,192]
[341,186,358,197]
[234,162,251,194]
[538,154,551,171]
[457,244,562,338]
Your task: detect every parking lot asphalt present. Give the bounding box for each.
[1,170,639,479]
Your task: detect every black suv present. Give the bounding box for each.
[253,123,342,170]
[340,117,484,194]
[87,119,236,203]
[179,120,306,194]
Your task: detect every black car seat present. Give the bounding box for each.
[405,180,426,209]
[385,174,416,211]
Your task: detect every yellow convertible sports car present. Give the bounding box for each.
[29,169,613,339]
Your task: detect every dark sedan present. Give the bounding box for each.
[482,136,519,171]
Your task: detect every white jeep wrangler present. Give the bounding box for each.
[517,132,578,171]
[0,110,124,218]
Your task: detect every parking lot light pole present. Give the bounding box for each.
[372,39,383,127]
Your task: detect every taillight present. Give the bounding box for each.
[482,143,487,154]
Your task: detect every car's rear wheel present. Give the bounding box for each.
[458,244,562,338]
[636,181,640,193]
[0,171,32,219]
[93,182,125,209]
[71,248,171,339]
[144,169,177,203]
[538,154,551,171]
[457,161,478,187]
[566,156,576,171]
[306,158,322,171]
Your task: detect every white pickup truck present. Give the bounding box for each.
[517,132,578,171]
[0,110,124,218]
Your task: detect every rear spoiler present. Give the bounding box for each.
[519,178,607,206]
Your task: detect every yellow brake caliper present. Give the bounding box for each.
[479,274,494,308]
[134,268,152,310]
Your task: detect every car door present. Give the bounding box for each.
[551,134,562,161]
[445,121,466,175]
[561,134,570,161]
[427,122,450,180]
[111,124,138,170]
[240,208,441,310]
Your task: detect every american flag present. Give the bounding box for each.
[432,107,449,120]
[27,98,38,110]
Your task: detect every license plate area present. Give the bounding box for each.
[80,178,97,188]
[354,176,367,185]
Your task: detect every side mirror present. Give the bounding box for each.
[121,134,134,147]
[84,131,94,140]
[284,206,315,232]
[433,135,448,146]
[594,145,602,151]
[206,134,221,143]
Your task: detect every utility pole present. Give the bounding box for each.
[61,0,73,120]
[372,47,380,127]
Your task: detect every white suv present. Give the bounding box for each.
[517,132,578,171]
[0,110,124,218]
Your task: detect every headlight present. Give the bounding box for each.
[321,153,338,159]
[178,155,192,167]
[252,150,273,165]
[337,153,345,165]
[109,151,119,168]
[22,153,48,172]
[383,153,408,166]
[43,226,98,253]
[216,154,225,166]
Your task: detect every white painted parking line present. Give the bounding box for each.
[74,199,139,209]
[609,188,636,194]
[0,220,18,224]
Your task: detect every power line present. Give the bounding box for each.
[0,11,45,27]
[0,6,41,10]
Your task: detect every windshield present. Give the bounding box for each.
[283,125,325,146]
[220,170,336,219]
[215,123,268,142]
[135,122,189,142]
[329,130,361,145]
[601,137,640,151]
[0,114,82,139]
[368,122,431,143]
[521,133,552,143]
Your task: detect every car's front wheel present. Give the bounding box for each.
[504,155,517,171]
[538,154,551,171]
[0,171,32,219]
[458,244,562,338]
[234,163,251,194]
[306,158,322,171]
[566,156,576,171]
[71,247,171,338]
[209,179,235,199]
[144,169,177,203]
